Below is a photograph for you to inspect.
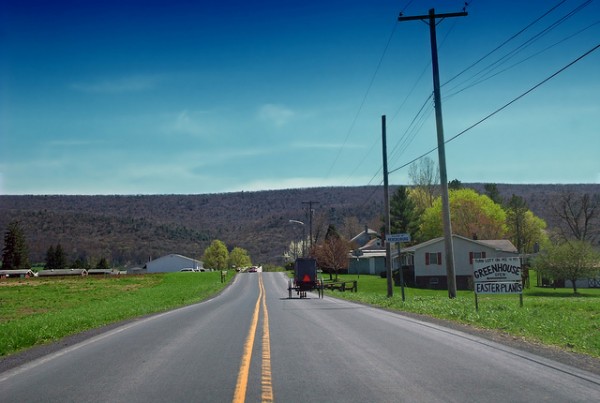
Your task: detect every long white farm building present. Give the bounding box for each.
[145,254,204,273]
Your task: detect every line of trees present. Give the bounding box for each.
[202,240,252,271]
[0,221,113,272]
[296,157,598,294]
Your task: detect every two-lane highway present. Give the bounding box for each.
[2,272,599,402]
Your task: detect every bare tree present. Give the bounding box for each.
[553,192,599,243]
[312,225,350,281]
[408,156,440,210]
[339,216,362,240]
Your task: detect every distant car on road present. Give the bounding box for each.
[247,267,258,273]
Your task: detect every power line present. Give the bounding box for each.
[444,0,592,96]
[324,22,398,178]
[388,42,600,175]
[442,0,568,89]
[444,18,600,100]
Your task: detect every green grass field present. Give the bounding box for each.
[0,272,231,357]
[323,273,600,358]
[2,271,599,359]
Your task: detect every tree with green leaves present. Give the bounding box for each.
[228,247,252,270]
[203,240,229,270]
[390,186,417,238]
[533,240,600,294]
[420,188,507,240]
[1,221,30,270]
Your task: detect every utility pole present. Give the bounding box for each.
[382,115,393,298]
[302,201,319,252]
[399,8,467,299]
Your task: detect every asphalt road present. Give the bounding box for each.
[1,272,599,402]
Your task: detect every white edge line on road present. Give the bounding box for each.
[0,293,223,383]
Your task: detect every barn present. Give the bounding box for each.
[145,254,204,273]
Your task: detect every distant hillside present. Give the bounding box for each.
[1,184,598,267]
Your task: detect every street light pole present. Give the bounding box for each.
[289,220,306,258]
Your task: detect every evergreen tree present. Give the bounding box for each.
[55,244,67,270]
[1,221,30,270]
[95,257,110,270]
[506,194,529,253]
[390,186,417,238]
[46,245,57,270]
[484,183,503,205]
[448,179,463,190]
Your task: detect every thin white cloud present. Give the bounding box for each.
[170,110,205,136]
[224,175,373,193]
[71,75,160,93]
[258,103,294,127]
[45,139,104,147]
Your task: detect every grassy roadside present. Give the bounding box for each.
[322,274,600,358]
[0,272,231,357]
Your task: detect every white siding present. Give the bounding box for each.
[414,236,518,278]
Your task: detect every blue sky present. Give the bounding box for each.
[1,0,599,195]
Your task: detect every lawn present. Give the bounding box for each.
[323,273,600,358]
[0,272,231,357]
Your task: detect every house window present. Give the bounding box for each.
[401,254,414,266]
[469,251,487,264]
[425,252,442,265]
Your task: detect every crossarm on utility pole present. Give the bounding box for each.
[397,8,467,299]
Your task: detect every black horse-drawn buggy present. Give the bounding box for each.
[288,258,323,299]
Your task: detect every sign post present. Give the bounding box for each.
[386,233,411,302]
[352,249,363,278]
[473,257,523,311]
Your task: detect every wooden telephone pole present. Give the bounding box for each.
[399,8,467,298]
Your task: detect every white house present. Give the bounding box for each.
[145,254,204,273]
[397,235,519,290]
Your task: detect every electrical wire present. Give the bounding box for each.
[442,0,568,89]
[388,42,600,175]
[324,22,398,179]
[445,18,600,100]
[445,0,592,97]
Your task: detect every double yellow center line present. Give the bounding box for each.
[233,274,273,403]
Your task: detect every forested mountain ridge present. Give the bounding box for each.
[1,184,598,267]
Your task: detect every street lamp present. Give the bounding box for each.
[288,219,306,258]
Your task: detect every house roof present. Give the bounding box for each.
[350,227,380,247]
[403,234,517,253]
[148,254,203,264]
[0,269,34,276]
[38,269,88,276]
[359,237,384,251]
